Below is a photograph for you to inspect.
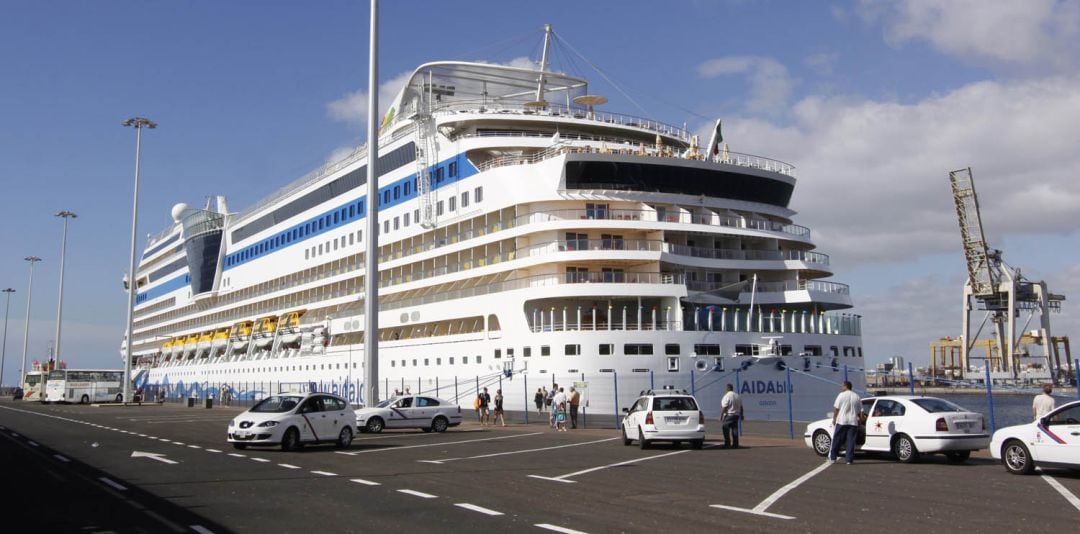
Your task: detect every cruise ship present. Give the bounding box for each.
[124,29,864,421]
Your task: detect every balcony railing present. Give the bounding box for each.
[683,307,861,336]
[435,101,691,141]
[517,208,810,238]
[686,279,850,295]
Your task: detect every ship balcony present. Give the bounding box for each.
[438,101,692,143]
[517,208,810,241]
[685,279,852,308]
[682,307,861,337]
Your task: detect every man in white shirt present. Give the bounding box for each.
[720,383,743,449]
[1033,384,1055,420]
[829,381,862,465]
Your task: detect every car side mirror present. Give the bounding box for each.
[622,407,629,413]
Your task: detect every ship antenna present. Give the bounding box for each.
[534,24,553,104]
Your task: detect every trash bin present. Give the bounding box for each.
[205,397,213,409]
[187,397,195,408]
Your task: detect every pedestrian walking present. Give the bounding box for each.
[479,387,492,426]
[1033,383,1055,419]
[493,389,506,426]
[828,380,862,465]
[554,401,568,431]
[534,387,545,414]
[720,383,743,448]
[569,387,581,429]
[473,392,482,422]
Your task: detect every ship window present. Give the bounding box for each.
[333,240,338,251]
[735,344,757,356]
[318,219,324,230]
[305,249,309,259]
[830,346,839,356]
[474,186,483,202]
[394,217,399,230]
[782,345,793,356]
[349,233,354,245]
[449,161,458,177]
[436,201,444,216]
[318,244,323,255]
[383,190,390,204]
[624,344,653,355]
[523,347,531,357]
[449,356,454,364]
[424,358,429,366]
[394,186,400,200]
[461,191,469,207]
[449,197,456,212]
[667,357,679,372]
[400,360,405,367]
[359,200,364,214]
[357,230,362,242]
[541,345,550,356]
[414,209,419,222]
[404,212,410,227]
[349,205,355,218]
[463,356,469,364]
[494,349,501,359]
[665,344,680,355]
[507,348,514,357]
[858,347,863,358]
[599,344,613,355]
[476,355,482,364]
[383,220,389,234]
[412,359,417,367]
[435,167,444,183]
[333,212,339,224]
[694,344,721,355]
[565,344,580,356]
[390,360,395,367]
[404,182,411,196]
[436,357,441,365]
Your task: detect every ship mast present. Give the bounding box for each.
[534,24,553,105]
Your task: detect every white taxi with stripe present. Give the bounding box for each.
[354,395,463,433]
[227,392,355,451]
[991,400,1080,474]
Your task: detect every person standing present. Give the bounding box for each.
[493,389,506,427]
[828,381,862,465]
[720,383,743,449]
[568,387,581,429]
[479,387,492,426]
[551,386,566,429]
[1033,383,1056,420]
[534,387,545,414]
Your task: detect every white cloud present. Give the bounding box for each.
[716,75,1080,267]
[857,0,1080,71]
[325,145,357,166]
[697,56,795,115]
[803,52,838,77]
[326,70,414,126]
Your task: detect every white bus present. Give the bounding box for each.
[21,370,49,402]
[45,369,130,404]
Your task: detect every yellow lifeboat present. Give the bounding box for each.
[277,309,307,348]
[229,320,253,353]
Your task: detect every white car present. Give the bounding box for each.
[227,392,355,451]
[621,390,706,449]
[991,400,1080,475]
[354,395,463,433]
[804,395,988,463]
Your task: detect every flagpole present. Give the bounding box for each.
[362,0,380,408]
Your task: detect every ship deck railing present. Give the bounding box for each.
[686,279,850,295]
[434,101,691,142]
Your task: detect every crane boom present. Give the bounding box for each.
[948,167,997,297]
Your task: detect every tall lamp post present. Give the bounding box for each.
[122,117,156,404]
[1,288,14,388]
[54,211,77,370]
[20,256,41,383]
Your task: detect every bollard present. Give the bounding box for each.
[786,363,794,440]
[613,372,620,430]
[187,397,195,408]
[524,373,529,425]
[205,396,213,409]
[908,362,915,395]
[985,365,997,434]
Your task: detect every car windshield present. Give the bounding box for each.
[911,398,967,413]
[251,395,304,413]
[653,397,698,411]
[375,399,393,408]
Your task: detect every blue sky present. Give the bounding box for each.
[1,1,1078,382]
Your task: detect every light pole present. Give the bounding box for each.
[122,117,156,403]
[1,288,14,388]
[54,211,77,370]
[20,256,41,384]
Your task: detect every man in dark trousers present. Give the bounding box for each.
[569,387,581,429]
[720,383,743,448]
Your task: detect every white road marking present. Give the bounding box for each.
[131,451,179,465]
[337,431,542,456]
[352,428,483,441]
[11,432,19,437]
[455,503,503,516]
[99,477,127,491]
[397,489,437,499]
[250,457,270,463]
[228,453,246,458]
[710,461,832,520]
[28,441,39,447]
[424,437,618,464]
[187,444,202,449]
[54,454,70,462]
[535,523,588,534]
[349,478,380,486]
[1042,474,1080,513]
[205,449,222,453]
[528,448,694,483]
[172,441,185,445]
[311,470,337,476]
[279,464,301,470]
[191,525,215,534]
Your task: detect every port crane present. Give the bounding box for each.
[947,167,1068,382]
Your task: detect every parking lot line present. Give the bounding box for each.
[250,457,270,463]
[337,431,543,456]
[422,437,618,464]
[54,454,71,462]
[397,489,437,499]
[709,461,832,520]
[311,471,337,476]
[228,453,246,458]
[527,448,692,483]
[278,463,301,469]
[1041,474,1080,512]
[535,523,588,533]
[350,478,380,486]
[352,428,482,442]
[99,477,127,491]
[205,449,222,453]
[455,503,503,516]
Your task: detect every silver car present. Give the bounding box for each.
[355,395,463,433]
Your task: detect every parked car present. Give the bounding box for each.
[354,395,462,433]
[621,390,705,449]
[804,395,988,463]
[991,400,1080,474]
[227,392,355,451]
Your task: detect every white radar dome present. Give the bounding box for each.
[171,203,190,223]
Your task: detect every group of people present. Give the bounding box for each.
[473,387,506,426]
[534,385,581,431]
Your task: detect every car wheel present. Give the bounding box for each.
[812,430,832,457]
[281,427,301,452]
[336,426,353,449]
[691,439,704,450]
[232,443,247,450]
[638,427,649,450]
[893,434,920,463]
[1002,440,1035,475]
[432,416,449,433]
[621,425,632,446]
[945,450,971,463]
[365,417,384,434]
[80,394,90,404]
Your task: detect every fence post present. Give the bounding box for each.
[650,370,654,391]
[1075,358,1079,401]
[786,363,794,439]
[908,362,915,395]
[475,375,480,395]
[843,364,848,384]
[736,370,742,435]
[690,366,696,395]
[985,365,997,434]
[581,371,587,429]
[613,372,619,430]
[454,376,459,404]
[524,373,529,425]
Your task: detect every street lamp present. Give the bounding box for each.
[54,211,77,370]
[121,117,156,404]
[20,256,41,384]
[1,288,14,388]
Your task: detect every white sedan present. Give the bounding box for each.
[804,395,989,463]
[227,392,355,451]
[991,400,1080,474]
[355,395,463,433]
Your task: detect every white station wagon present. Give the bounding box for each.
[228,392,355,451]
[804,395,989,463]
[991,400,1080,474]
[621,390,706,450]
[355,395,463,433]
